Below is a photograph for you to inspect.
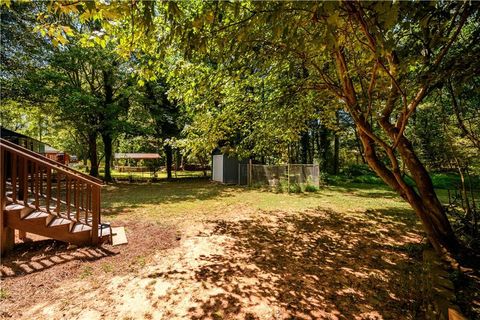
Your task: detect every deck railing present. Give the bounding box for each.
[0,138,103,244]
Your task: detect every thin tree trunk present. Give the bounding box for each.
[102,133,113,182]
[353,125,366,164]
[448,79,480,151]
[300,131,309,164]
[101,68,115,182]
[164,144,173,180]
[319,126,331,173]
[333,133,339,174]
[88,132,99,177]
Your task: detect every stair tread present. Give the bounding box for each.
[99,225,112,237]
[40,205,57,210]
[23,211,49,220]
[48,217,71,227]
[71,223,92,233]
[5,203,25,211]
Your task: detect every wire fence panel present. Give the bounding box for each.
[239,163,320,192]
[289,164,320,187]
[251,165,288,188]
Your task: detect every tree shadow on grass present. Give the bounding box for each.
[189,208,426,319]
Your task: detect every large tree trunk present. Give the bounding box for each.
[332,42,460,257]
[88,132,99,177]
[164,144,173,180]
[357,128,459,255]
[102,133,113,182]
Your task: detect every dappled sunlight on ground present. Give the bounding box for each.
[188,209,424,319]
[9,206,424,320]
[1,181,427,319]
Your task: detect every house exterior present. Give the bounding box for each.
[44,145,71,165]
[0,127,46,153]
[1,127,71,165]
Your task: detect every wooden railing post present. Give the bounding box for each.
[1,147,15,256]
[91,185,100,245]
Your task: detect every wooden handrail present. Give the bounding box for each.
[0,138,103,186]
[2,139,103,246]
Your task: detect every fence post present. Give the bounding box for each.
[317,164,320,187]
[287,163,290,193]
[248,159,252,187]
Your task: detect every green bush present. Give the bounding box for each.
[343,164,372,177]
[304,184,318,192]
[289,183,302,193]
[351,174,383,185]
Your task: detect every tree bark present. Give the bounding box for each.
[102,133,113,182]
[332,44,460,257]
[357,126,459,255]
[88,132,99,177]
[101,69,115,183]
[300,131,309,164]
[333,132,339,174]
[319,126,331,173]
[164,144,173,180]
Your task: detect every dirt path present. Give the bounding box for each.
[1,207,425,320]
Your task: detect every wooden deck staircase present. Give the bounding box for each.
[1,138,111,255]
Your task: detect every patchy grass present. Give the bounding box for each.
[1,179,444,319]
[102,179,412,228]
[80,266,93,279]
[99,169,209,181]
[0,288,8,300]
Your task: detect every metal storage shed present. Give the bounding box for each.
[211,149,248,184]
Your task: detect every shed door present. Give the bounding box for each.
[212,155,223,182]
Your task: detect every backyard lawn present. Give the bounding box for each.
[0,179,435,319]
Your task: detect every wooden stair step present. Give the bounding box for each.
[23,211,49,220]
[48,217,71,228]
[5,203,25,212]
[40,205,58,212]
[71,223,92,233]
[99,224,112,237]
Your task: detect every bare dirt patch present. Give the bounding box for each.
[2,207,426,320]
[0,221,178,319]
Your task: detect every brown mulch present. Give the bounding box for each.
[0,220,179,319]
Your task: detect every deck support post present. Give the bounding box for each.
[91,185,100,245]
[1,147,15,256]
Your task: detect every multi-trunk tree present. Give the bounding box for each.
[7,0,480,258]
[178,1,479,257]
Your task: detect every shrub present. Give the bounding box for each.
[304,184,318,192]
[289,183,302,193]
[351,174,383,185]
[343,164,372,177]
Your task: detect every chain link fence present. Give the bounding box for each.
[238,164,321,192]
